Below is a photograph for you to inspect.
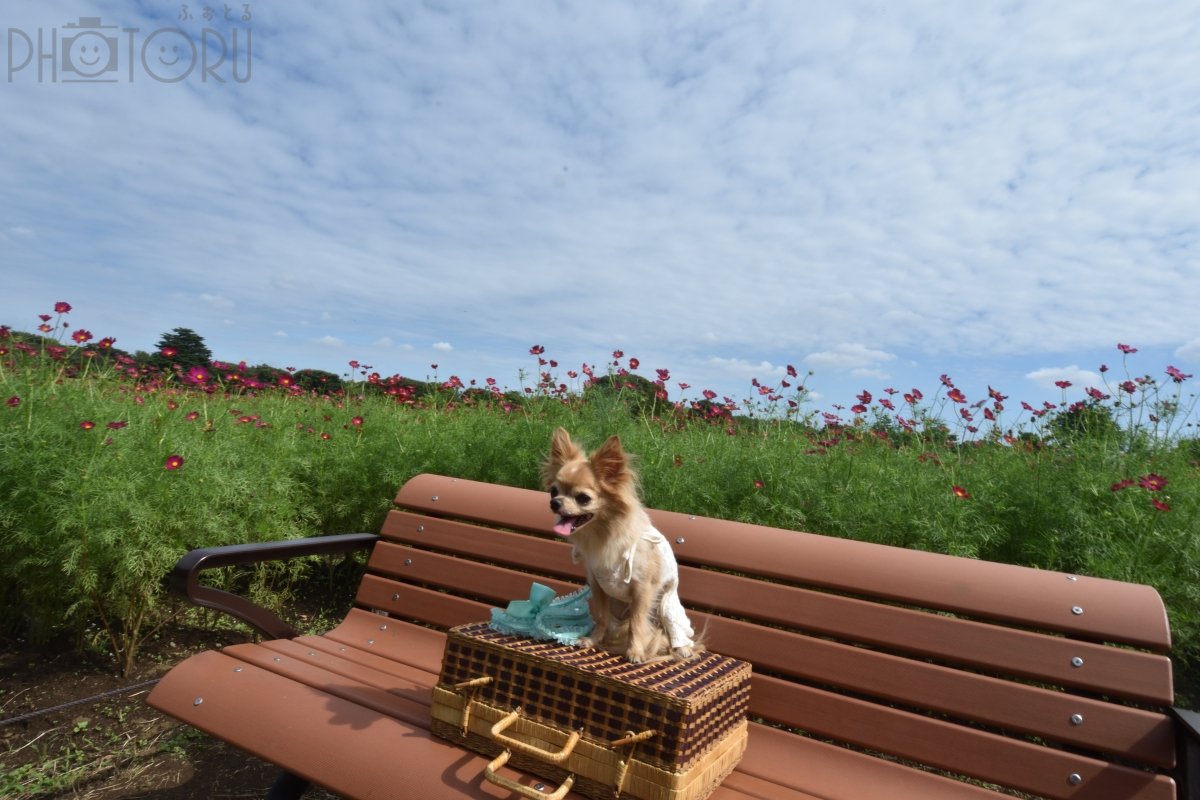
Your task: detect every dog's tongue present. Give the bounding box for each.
[553,517,575,537]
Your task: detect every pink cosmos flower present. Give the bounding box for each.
[1111,479,1134,492]
[7,395,20,407]
[1054,380,1071,389]
[947,388,967,403]
[54,301,72,313]
[1120,381,1137,394]
[628,358,640,370]
[185,411,200,422]
[1117,343,1137,354]
[1166,365,1193,383]
[952,486,971,499]
[164,454,184,471]
[80,420,96,430]
[71,329,93,344]
[1151,499,1170,512]
[1138,474,1168,492]
[351,416,364,427]
[107,420,127,430]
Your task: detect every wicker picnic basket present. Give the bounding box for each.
[431,622,750,800]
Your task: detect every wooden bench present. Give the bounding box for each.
[149,473,1200,800]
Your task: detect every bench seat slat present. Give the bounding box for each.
[150,635,1015,800]
[395,475,1171,651]
[150,637,1012,800]
[361,542,1176,767]
[380,511,1174,704]
[147,650,541,800]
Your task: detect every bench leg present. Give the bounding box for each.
[265,771,310,800]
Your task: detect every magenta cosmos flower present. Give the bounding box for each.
[164,454,184,470]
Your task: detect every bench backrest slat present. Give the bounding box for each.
[755,677,1176,800]
[367,532,1175,769]
[383,473,1181,800]
[380,508,1174,705]
[395,475,1172,652]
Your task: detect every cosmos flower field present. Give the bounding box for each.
[1,302,1197,701]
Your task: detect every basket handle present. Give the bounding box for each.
[489,709,582,764]
[484,750,576,800]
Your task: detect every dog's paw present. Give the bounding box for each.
[578,635,602,650]
[626,646,647,664]
[672,645,696,661]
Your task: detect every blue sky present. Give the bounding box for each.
[2,1,1198,425]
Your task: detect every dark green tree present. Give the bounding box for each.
[1046,401,1120,444]
[152,328,213,371]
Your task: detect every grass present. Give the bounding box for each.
[1,305,1197,707]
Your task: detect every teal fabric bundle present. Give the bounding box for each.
[489,583,595,645]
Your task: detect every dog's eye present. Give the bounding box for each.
[549,486,559,497]
[575,493,591,506]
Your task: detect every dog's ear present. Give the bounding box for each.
[591,435,629,488]
[542,427,583,488]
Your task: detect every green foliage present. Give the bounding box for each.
[151,327,212,371]
[292,367,343,393]
[1,317,1198,703]
[1046,401,1121,444]
[584,372,668,417]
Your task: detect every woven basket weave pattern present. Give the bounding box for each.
[438,623,751,773]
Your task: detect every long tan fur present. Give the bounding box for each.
[542,428,701,662]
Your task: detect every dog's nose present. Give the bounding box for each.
[550,497,562,513]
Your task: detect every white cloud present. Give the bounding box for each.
[708,357,786,380]
[200,293,235,311]
[273,330,288,338]
[374,337,394,347]
[805,344,897,374]
[316,336,344,347]
[1024,366,1102,390]
[432,342,454,352]
[1,1,1198,413]
[1175,339,1200,363]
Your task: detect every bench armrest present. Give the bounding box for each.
[169,533,379,639]
[1177,707,1200,800]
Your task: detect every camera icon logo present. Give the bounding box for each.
[61,17,119,81]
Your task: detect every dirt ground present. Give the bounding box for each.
[0,622,346,799]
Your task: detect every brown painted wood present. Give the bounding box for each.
[380,509,1173,704]
[146,474,1185,800]
[396,474,1172,651]
[359,539,1176,767]
[751,675,1176,800]
[149,646,1006,800]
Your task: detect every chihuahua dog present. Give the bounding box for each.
[541,428,698,662]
